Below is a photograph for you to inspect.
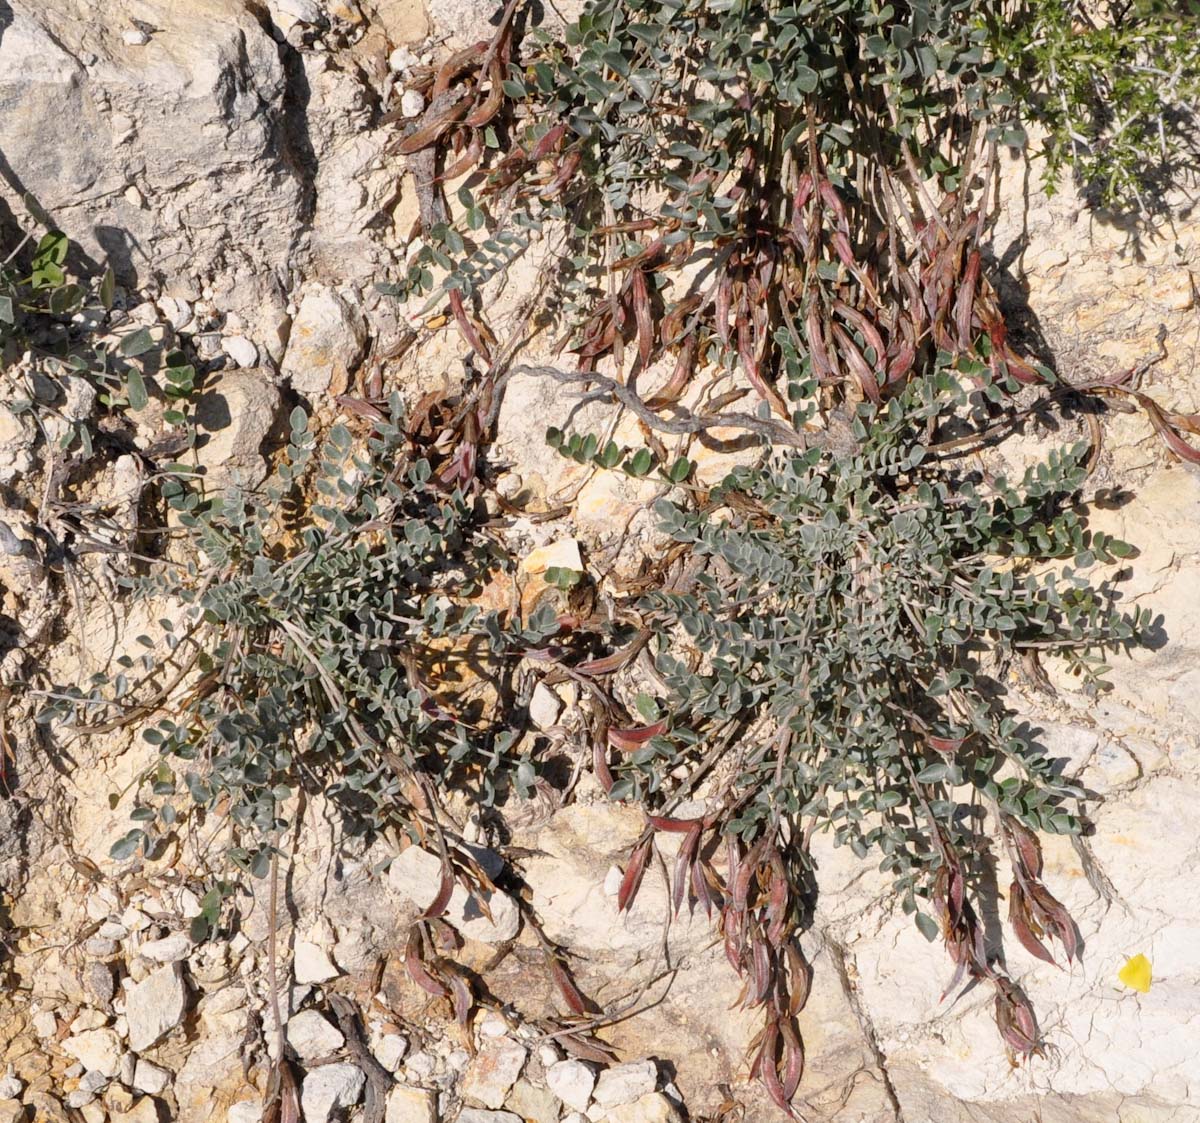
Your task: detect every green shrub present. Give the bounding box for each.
[40,402,557,890]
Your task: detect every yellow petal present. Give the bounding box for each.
[1118,954,1152,993]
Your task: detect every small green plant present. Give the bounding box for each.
[992,0,1200,210]
[596,367,1148,1110]
[40,401,556,877]
[2,227,194,457]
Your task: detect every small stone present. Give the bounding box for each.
[462,1040,527,1109]
[228,1102,263,1123]
[125,963,187,1052]
[63,1029,122,1079]
[132,1059,170,1095]
[109,1097,161,1123]
[123,184,146,208]
[294,941,341,984]
[505,1080,559,1123]
[404,1052,435,1080]
[138,934,193,963]
[65,1064,84,1078]
[0,1066,22,1099]
[301,1063,365,1123]
[374,1033,408,1071]
[400,89,425,118]
[477,1013,508,1038]
[72,1010,108,1034]
[98,921,128,940]
[282,285,367,396]
[223,336,259,368]
[562,1115,588,1123]
[84,938,119,958]
[592,1061,658,1107]
[536,1043,561,1067]
[603,1093,682,1123]
[287,1010,345,1061]
[156,297,193,332]
[32,1011,57,1038]
[388,45,418,72]
[121,27,150,46]
[80,1072,109,1094]
[120,1053,137,1085]
[385,1085,437,1123]
[84,962,116,1009]
[105,1088,135,1115]
[66,1090,96,1109]
[528,683,563,731]
[457,1112,522,1123]
[546,1060,595,1112]
[521,538,583,577]
[87,889,119,921]
[271,0,323,31]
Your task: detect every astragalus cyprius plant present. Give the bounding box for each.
[560,369,1149,1113]
[40,401,554,901]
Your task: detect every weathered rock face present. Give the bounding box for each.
[0,0,303,346]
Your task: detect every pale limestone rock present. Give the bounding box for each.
[131,1059,170,1095]
[137,934,193,963]
[0,1066,23,1099]
[282,285,367,396]
[603,1094,683,1123]
[223,336,259,368]
[227,1103,262,1123]
[191,369,281,492]
[387,846,520,944]
[301,1063,365,1123]
[504,1081,559,1123]
[461,1039,527,1109]
[125,963,187,1052]
[286,1010,345,1061]
[592,1062,657,1108]
[546,1059,596,1112]
[63,1029,122,1078]
[528,683,563,731]
[108,1098,160,1123]
[457,1111,522,1123]
[373,1032,408,1071]
[0,0,303,342]
[385,1084,437,1123]
[294,940,341,984]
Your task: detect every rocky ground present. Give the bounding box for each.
[2,2,1200,1123]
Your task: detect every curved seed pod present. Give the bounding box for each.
[632,268,654,369]
[531,123,569,160]
[617,838,652,913]
[993,976,1042,1057]
[441,130,485,181]
[1008,881,1056,965]
[608,719,667,753]
[465,57,505,127]
[672,823,702,914]
[832,301,887,365]
[645,333,697,409]
[955,250,981,348]
[432,42,487,97]
[832,322,881,404]
[539,148,582,199]
[394,90,472,155]
[404,930,449,998]
[550,957,589,1015]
